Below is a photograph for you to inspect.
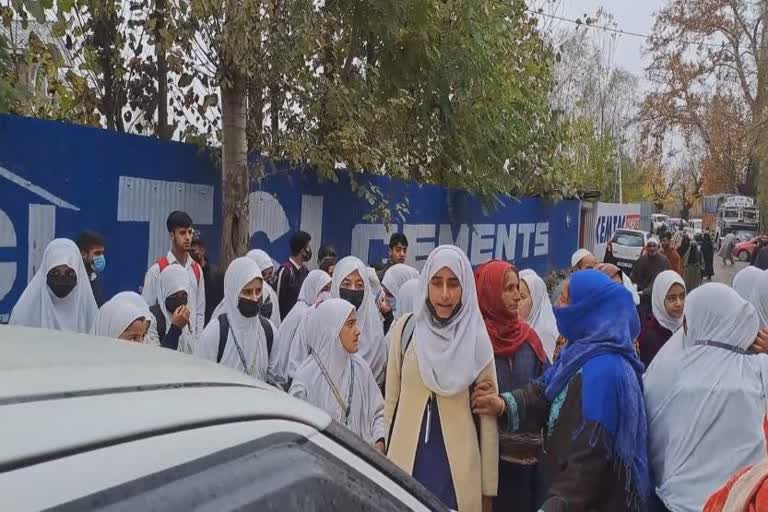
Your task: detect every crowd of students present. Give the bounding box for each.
[7,209,768,512]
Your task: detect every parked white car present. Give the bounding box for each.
[0,326,446,512]
[602,228,651,273]
[684,218,703,238]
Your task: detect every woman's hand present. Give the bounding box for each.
[374,440,385,454]
[471,380,505,417]
[751,329,768,354]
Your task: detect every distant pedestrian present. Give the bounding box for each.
[719,233,736,266]
[275,231,312,318]
[660,231,682,277]
[142,211,205,337]
[679,234,703,291]
[631,238,671,295]
[190,235,223,326]
[701,232,715,281]
[76,231,107,306]
[549,248,597,304]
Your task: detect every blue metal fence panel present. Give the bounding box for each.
[0,115,579,320]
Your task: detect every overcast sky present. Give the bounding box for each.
[555,0,667,86]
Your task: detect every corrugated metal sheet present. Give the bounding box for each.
[117,176,214,268]
[249,191,290,242]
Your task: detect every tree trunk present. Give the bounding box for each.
[154,0,170,139]
[220,0,250,268]
[754,1,768,230]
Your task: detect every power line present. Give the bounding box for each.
[526,9,747,50]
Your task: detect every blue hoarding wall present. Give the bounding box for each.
[0,115,579,320]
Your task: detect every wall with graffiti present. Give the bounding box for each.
[0,115,580,320]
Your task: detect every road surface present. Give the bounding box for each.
[713,258,747,287]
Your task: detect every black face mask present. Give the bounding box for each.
[47,274,77,298]
[339,288,365,310]
[238,297,260,318]
[259,300,273,319]
[165,295,188,314]
[426,300,462,327]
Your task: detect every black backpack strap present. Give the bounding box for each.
[150,304,166,341]
[217,313,230,363]
[259,316,274,356]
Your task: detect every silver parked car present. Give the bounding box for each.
[0,326,446,512]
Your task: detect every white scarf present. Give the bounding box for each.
[645,283,768,512]
[395,278,419,320]
[289,299,385,444]
[519,269,559,361]
[246,249,276,275]
[152,263,195,352]
[197,257,270,379]
[91,292,151,340]
[651,270,686,332]
[382,264,419,296]
[9,238,97,334]
[733,266,764,301]
[332,257,387,384]
[413,245,493,396]
[270,269,332,382]
[367,267,384,303]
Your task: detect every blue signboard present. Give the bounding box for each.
[0,114,579,320]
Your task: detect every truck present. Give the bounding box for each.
[704,194,760,240]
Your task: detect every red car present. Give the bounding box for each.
[733,237,761,262]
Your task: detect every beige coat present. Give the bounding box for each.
[384,316,499,511]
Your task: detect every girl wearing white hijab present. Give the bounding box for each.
[269,269,332,388]
[246,249,281,328]
[195,257,274,380]
[518,269,559,361]
[91,292,151,342]
[733,265,763,300]
[332,257,387,387]
[289,299,386,451]
[146,263,195,353]
[384,245,498,512]
[10,238,98,333]
[637,270,686,367]
[382,263,420,315]
[645,283,768,512]
[395,278,419,319]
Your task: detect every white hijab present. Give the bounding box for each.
[746,270,768,328]
[91,292,151,340]
[289,299,385,444]
[645,284,768,512]
[413,245,494,396]
[652,270,686,333]
[150,263,195,351]
[9,238,98,333]
[246,249,281,327]
[270,269,332,383]
[733,266,763,300]
[382,264,419,297]
[395,278,419,320]
[197,257,270,379]
[367,267,384,302]
[333,257,387,385]
[519,269,558,361]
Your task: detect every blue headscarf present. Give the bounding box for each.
[540,270,650,506]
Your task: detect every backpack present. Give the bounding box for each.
[216,313,274,364]
[158,256,201,285]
